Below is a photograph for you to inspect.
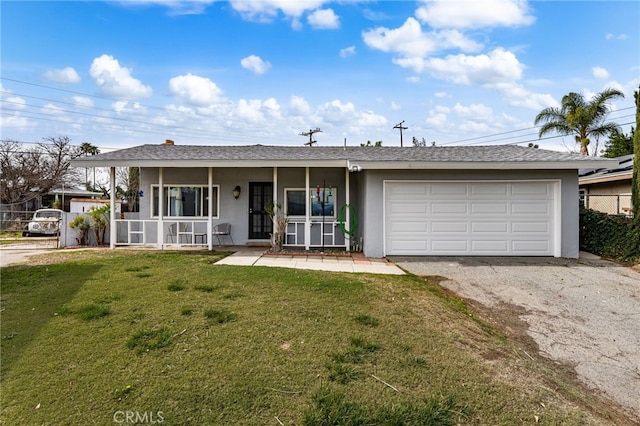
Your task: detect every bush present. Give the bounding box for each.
[579,207,640,262]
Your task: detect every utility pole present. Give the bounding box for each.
[393,120,408,147]
[300,128,322,146]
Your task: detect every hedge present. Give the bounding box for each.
[579,206,640,262]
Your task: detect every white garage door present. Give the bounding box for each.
[384,181,558,256]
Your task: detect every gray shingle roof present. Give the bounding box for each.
[76,144,611,163]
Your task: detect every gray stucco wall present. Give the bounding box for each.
[361,169,580,259]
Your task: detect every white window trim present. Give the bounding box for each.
[285,187,337,220]
[151,184,220,219]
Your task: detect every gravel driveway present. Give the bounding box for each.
[392,254,640,419]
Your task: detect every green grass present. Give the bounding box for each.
[0,250,628,425]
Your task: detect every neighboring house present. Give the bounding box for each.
[71,142,614,258]
[70,198,122,214]
[579,154,633,215]
[47,188,103,212]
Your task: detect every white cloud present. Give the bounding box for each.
[168,73,223,106]
[407,48,524,85]
[362,18,481,59]
[289,95,311,115]
[43,67,81,83]
[90,54,152,99]
[318,99,356,125]
[452,102,493,120]
[308,8,339,29]
[240,55,271,75]
[592,66,609,79]
[390,101,401,110]
[116,0,216,15]
[339,46,356,58]
[426,111,447,127]
[406,76,420,83]
[492,82,558,110]
[605,33,628,40]
[434,91,448,98]
[362,18,435,57]
[230,0,326,22]
[5,96,26,109]
[73,96,94,108]
[415,0,535,29]
[112,101,146,115]
[357,110,387,127]
[0,113,29,128]
[41,103,64,115]
[235,97,281,122]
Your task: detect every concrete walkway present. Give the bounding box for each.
[215,249,405,275]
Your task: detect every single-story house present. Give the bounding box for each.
[71,141,614,258]
[579,154,634,215]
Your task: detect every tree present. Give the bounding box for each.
[0,136,81,205]
[79,142,100,189]
[534,88,625,156]
[632,87,640,224]
[116,167,140,212]
[601,128,634,158]
[360,140,382,147]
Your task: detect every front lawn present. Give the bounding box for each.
[0,251,626,425]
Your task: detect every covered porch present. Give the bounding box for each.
[106,165,360,251]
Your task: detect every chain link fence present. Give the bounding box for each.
[581,194,632,216]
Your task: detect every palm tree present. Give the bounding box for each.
[79,142,100,189]
[535,88,624,155]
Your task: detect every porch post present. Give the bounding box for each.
[345,167,350,252]
[157,167,164,250]
[273,167,278,207]
[110,167,116,249]
[271,166,278,247]
[305,166,310,250]
[208,167,213,251]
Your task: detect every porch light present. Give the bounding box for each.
[233,185,241,199]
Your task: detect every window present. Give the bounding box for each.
[285,187,336,218]
[152,185,219,217]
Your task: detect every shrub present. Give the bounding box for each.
[579,207,640,262]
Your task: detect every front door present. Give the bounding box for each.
[249,182,273,239]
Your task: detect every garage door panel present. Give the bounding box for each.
[471,222,508,233]
[390,240,428,251]
[512,202,550,214]
[431,240,468,252]
[511,222,550,233]
[512,182,552,196]
[431,221,467,233]
[512,240,550,253]
[430,184,468,195]
[471,202,508,214]
[385,181,556,256]
[390,221,427,232]
[391,203,427,214]
[431,203,467,214]
[471,183,508,196]
[472,240,509,252]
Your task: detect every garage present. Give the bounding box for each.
[384,180,560,256]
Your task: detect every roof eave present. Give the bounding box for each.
[71,159,349,168]
[353,160,613,170]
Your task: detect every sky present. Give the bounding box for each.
[1,0,639,154]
